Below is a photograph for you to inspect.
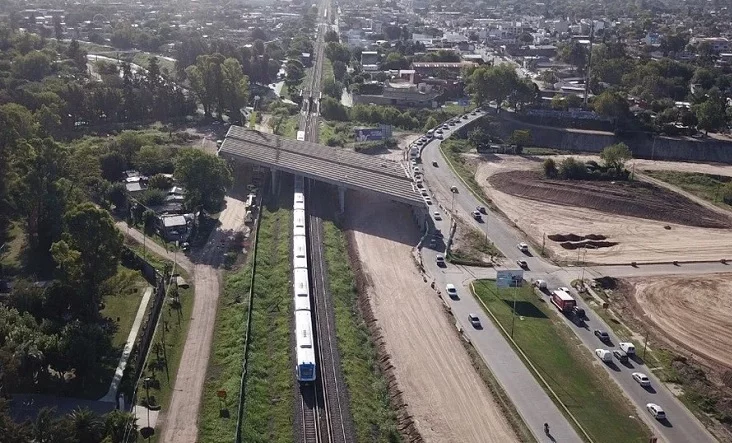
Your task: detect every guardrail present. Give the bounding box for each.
[235,199,264,443]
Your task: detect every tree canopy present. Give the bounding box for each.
[174,149,233,212]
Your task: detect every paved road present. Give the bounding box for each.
[419,113,717,443]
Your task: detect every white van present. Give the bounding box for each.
[427,129,435,137]
[619,342,636,356]
[594,349,613,363]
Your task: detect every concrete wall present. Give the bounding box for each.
[497,116,732,164]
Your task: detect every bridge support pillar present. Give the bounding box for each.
[338,186,346,213]
[270,169,279,196]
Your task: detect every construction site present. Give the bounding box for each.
[473,154,732,264]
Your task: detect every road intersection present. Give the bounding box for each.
[417,110,718,443]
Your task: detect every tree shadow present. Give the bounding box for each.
[501,299,548,319]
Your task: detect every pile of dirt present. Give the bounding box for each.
[559,240,618,250]
[489,170,732,229]
[548,233,607,241]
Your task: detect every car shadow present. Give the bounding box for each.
[659,418,673,428]
[643,385,657,394]
[620,360,635,369]
[605,361,622,372]
[631,355,645,365]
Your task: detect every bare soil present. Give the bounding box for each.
[621,275,732,370]
[346,193,517,443]
[475,155,732,264]
[490,170,732,229]
[607,276,732,442]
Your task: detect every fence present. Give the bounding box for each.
[235,197,264,443]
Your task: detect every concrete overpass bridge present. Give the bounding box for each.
[218,126,426,209]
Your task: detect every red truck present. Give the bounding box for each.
[551,290,576,313]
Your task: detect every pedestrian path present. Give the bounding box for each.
[100,286,154,403]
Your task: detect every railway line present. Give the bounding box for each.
[294,1,354,442]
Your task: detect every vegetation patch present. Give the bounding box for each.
[322,221,400,443]
[644,170,732,207]
[198,203,293,443]
[439,138,493,206]
[472,280,651,443]
[136,268,194,437]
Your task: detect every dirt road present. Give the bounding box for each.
[160,196,248,443]
[625,274,732,370]
[347,194,517,443]
[474,155,732,264]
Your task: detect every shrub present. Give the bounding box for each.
[559,157,586,179]
[543,158,558,178]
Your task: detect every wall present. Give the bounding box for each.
[497,116,732,164]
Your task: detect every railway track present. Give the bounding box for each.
[306,182,353,443]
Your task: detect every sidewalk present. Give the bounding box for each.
[100,286,154,403]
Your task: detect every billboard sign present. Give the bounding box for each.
[496,270,524,288]
[355,127,384,142]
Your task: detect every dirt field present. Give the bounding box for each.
[347,194,517,443]
[490,170,731,229]
[475,155,732,264]
[622,275,732,370]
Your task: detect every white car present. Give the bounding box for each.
[558,287,570,294]
[517,242,529,252]
[446,284,458,298]
[435,133,444,139]
[632,372,651,387]
[425,197,433,205]
[646,403,666,420]
[434,211,442,220]
[436,255,445,265]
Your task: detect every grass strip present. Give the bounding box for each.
[643,170,732,208]
[322,221,400,443]
[198,204,293,443]
[136,267,194,442]
[439,138,494,207]
[472,280,651,443]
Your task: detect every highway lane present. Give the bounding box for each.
[419,112,717,443]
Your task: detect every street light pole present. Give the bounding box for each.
[511,285,517,337]
[144,376,151,435]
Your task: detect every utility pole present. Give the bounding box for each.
[584,21,594,107]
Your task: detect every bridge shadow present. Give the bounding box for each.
[341,189,423,246]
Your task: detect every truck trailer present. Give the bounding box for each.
[551,290,576,313]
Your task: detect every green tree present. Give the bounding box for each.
[600,143,633,171]
[324,29,339,43]
[558,41,589,75]
[465,64,522,109]
[174,149,233,212]
[332,60,347,82]
[593,91,629,122]
[13,50,52,81]
[507,129,532,147]
[54,203,123,309]
[423,116,438,131]
[322,78,343,99]
[134,145,174,175]
[320,97,349,121]
[105,410,138,443]
[694,94,727,134]
[221,58,250,124]
[148,173,173,190]
[99,152,127,182]
[324,42,351,64]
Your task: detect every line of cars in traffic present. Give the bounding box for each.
[534,276,670,424]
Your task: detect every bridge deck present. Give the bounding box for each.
[220,127,424,207]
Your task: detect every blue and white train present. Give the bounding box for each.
[293,175,316,382]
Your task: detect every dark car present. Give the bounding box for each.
[573,306,586,318]
[594,329,610,342]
